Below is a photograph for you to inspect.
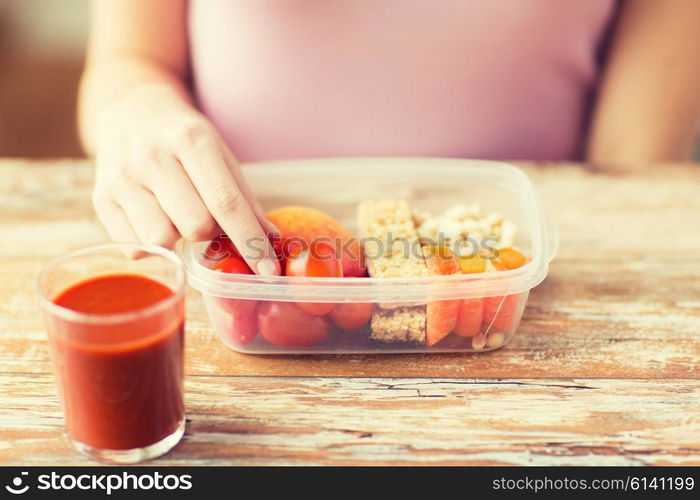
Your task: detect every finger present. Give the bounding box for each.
[147,157,220,242]
[257,212,282,239]
[218,143,281,238]
[117,184,181,249]
[177,138,280,276]
[93,194,140,244]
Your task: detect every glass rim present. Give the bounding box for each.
[36,243,186,325]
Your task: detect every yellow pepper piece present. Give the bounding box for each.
[458,254,488,274]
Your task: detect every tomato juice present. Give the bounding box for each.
[48,274,184,451]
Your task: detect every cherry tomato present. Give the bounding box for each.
[211,255,254,275]
[329,302,374,331]
[213,296,259,316]
[258,301,330,348]
[285,241,342,315]
[286,241,343,278]
[214,310,258,346]
[271,235,304,272]
[209,250,258,315]
[201,235,240,268]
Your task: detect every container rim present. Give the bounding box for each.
[181,158,557,302]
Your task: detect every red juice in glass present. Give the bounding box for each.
[38,245,186,464]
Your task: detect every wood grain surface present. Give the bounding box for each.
[0,159,698,465]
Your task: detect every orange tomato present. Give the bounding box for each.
[266,206,365,277]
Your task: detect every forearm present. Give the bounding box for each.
[79,56,192,155]
[585,0,700,163]
[79,0,190,154]
[586,62,700,163]
[586,103,699,164]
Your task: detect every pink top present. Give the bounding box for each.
[189,0,616,162]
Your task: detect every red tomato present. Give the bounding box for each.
[286,241,342,278]
[209,251,258,315]
[210,299,257,346]
[213,296,259,316]
[285,241,342,315]
[257,302,330,348]
[211,255,253,275]
[329,302,374,331]
[216,311,258,346]
[201,235,239,268]
[271,236,304,272]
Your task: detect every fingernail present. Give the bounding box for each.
[257,259,279,276]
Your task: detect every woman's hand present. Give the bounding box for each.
[91,84,280,275]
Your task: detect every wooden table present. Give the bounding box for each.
[1,159,699,466]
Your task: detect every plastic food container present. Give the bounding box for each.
[182,158,558,354]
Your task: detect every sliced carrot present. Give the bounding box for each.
[483,293,524,334]
[482,249,527,333]
[424,245,461,275]
[453,252,489,338]
[423,246,461,346]
[426,299,461,346]
[454,297,484,337]
[496,247,526,270]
